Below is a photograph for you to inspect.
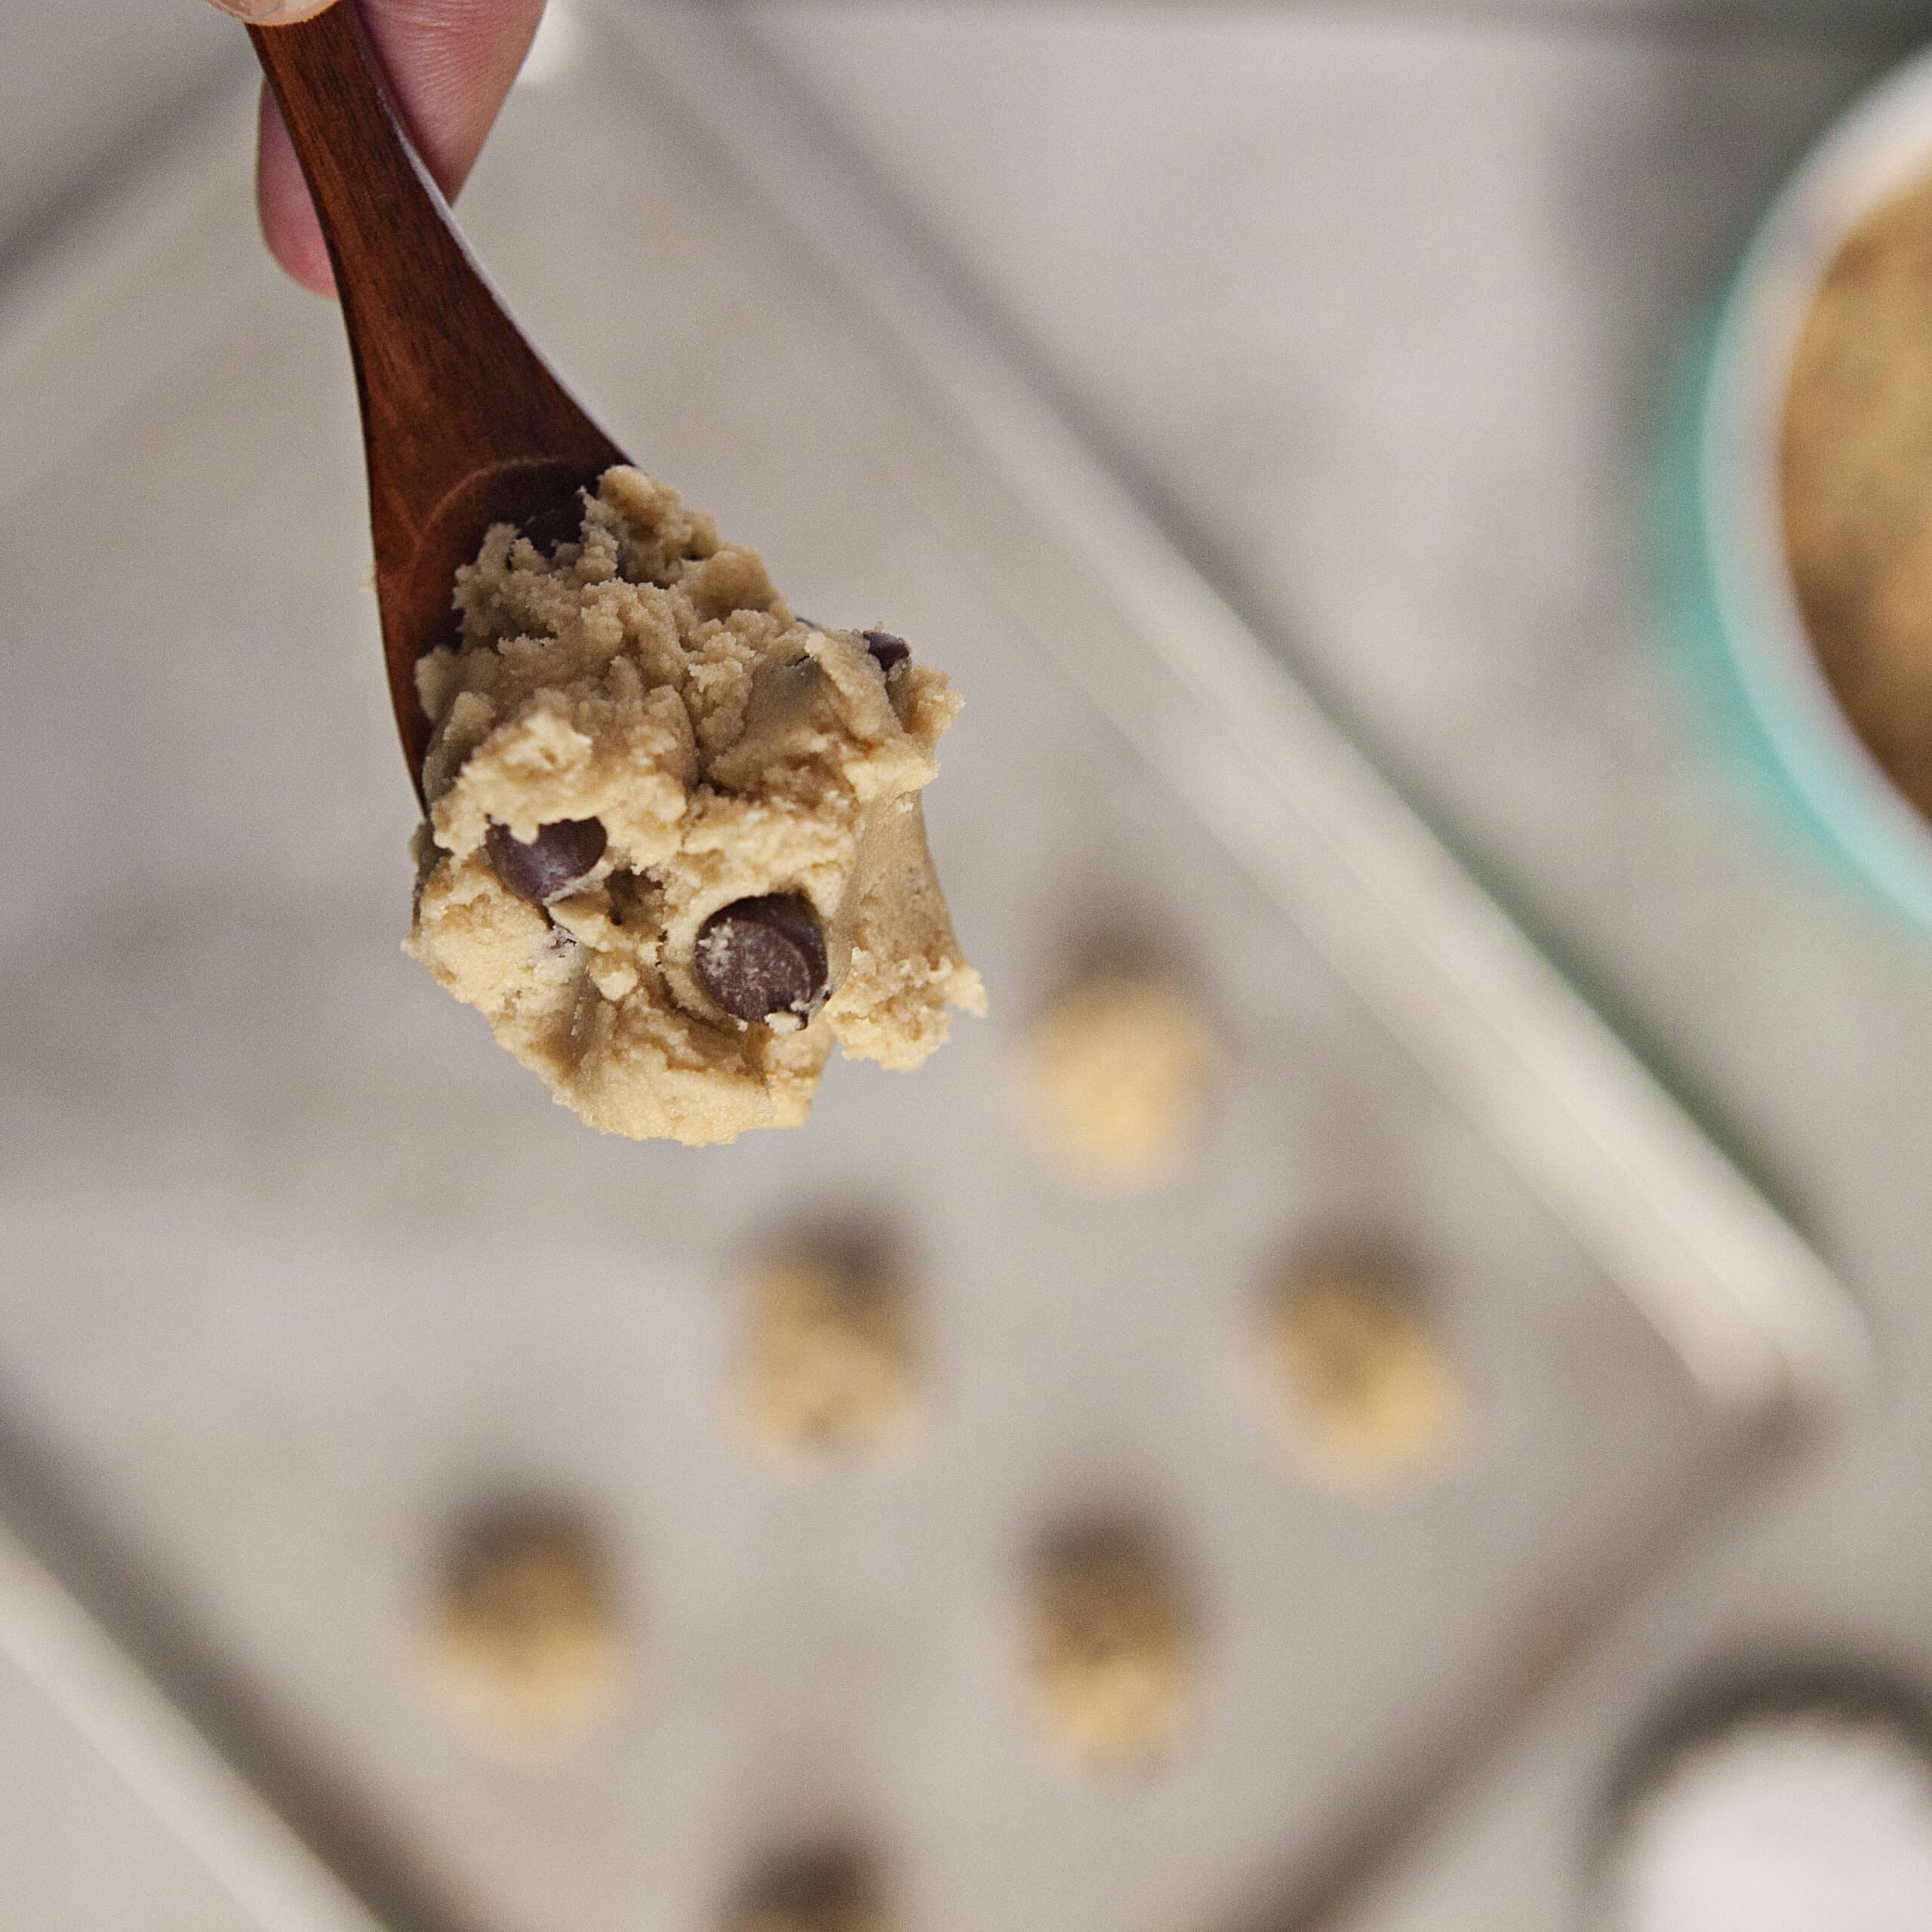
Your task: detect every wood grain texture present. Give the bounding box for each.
[249,1,626,791]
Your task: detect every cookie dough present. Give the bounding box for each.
[407,468,984,1144]
[1022,1527,1198,1774]
[1255,1262,1469,1494]
[1016,971,1222,1189]
[736,1243,922,1471]
[1784,169,1932,822]
[728,1850,883,1932]
[421,1508,626,1747]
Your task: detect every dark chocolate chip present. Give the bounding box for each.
[861,629,910,670]
[694,894,829,1024]
[519,497,588,558]
[485,817,608,904]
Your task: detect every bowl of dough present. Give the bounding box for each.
[1660,45,1932,929]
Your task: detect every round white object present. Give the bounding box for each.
[1605,1704,1932,1932]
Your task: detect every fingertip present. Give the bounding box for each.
[255,83,337,297]
[361,0,549,206]
[208,0,340,20]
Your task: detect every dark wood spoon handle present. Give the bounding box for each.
[250,2,624,786]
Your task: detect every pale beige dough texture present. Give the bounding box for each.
[736,1244,922,1471]
[1256,1263,1471,1494]
[420,1511,627,1749]
[1023,1529,1199,1774]
[1016,971,1221,1189]
[407,468,983,1144]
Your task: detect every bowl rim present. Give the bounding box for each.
[1704,44,1932,925]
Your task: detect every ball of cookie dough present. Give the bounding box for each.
[736,1245,922,1471]
[407,468,984,1145]
[1604,1696,1932,1932]
[1254,1263,1469,1494]
[727,1849,884,1932]
[1016,971,1223,1189]
[1022,1527,1199,1774]
[420,1509,627,1748]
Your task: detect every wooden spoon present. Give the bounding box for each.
[249,1,626,795]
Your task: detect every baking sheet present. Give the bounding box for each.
[0,5,1864,1930]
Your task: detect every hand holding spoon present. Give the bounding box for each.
[246,0,626,791]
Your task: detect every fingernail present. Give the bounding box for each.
[207,0,339,22]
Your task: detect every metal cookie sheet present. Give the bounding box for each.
[0,5,1863,1931]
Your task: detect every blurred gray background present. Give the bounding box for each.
[5,1,1932,283]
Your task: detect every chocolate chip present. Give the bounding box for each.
[862,630,910,670]
[485,817,608,904]
[694,894,829,1024]
[519,497,587,558]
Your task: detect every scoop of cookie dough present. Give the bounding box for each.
[1257,1263,1470,1494]
[421,1509,627,1749]
[1016,970,1222,1189]
[728,1850,884,1932]
[735,1242,923,1471]
[1023,1527,1199,1774]
[406,468,984,1143]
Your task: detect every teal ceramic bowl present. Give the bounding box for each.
[1660,48,1932,929]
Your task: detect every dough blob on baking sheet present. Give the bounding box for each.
[1022,1527,1200,1775]
[735,1242,923,1472]
[407,468,983,1144]
[728,1849,885,1932]
[420,1509,628,1749]
[1016,971,1222,1189]
[1255,1262,1470,1494]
